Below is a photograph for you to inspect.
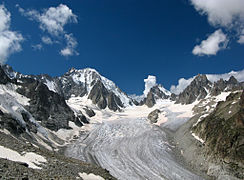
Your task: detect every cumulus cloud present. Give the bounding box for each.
[170,69,244,94]
[18,4,77,36]
[0,4,23,64]
[191,0,244,27]
[17,4,78,56]
[190,0,244,55]
[143,75,157,96]
[60,34,78,57]
[192,29,228,56]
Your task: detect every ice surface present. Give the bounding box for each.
[66,100,203,180]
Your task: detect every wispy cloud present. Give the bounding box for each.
[31,44,43,51]
[192,29,228,56]
[17,4,78,57]
[0,4,23,64]
[190,0,244,56]
[41,36,53,45]
[60,33,78,57]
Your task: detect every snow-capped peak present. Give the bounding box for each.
[64,67,132,107]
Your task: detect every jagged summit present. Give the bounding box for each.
[175,74,244,104]
[2,64,244,109]
[2,65,133,111]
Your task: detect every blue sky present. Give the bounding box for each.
[1,0,244,95]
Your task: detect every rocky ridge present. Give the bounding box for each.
[3,65,133,112]
[174,74,244,105]
[191,90,244,178]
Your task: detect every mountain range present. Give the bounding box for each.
[0,64,243,179]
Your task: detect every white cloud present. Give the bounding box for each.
[32,44,42,51]
[143,75,157,96]
[60,34,78,57]
[190,0,244,27]
[206,69,244,83]
[170,69,244,94]
[41,36,53,44]
[0,5,23,64]
[192,29,228,56]
[18,4,77,36]
[18,4,78,56]
[170,77,195,95]
[190,0,244,46]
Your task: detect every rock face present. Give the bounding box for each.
[176,75,244,105]
[176,74,212,104]
[2,66,133,111]
[192,90,244,178]
[0,66,13,84]
[143,85,170,107]
[16,78,76,131]
[210,76,244,96]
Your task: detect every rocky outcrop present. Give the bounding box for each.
[88,80,124,111]
[211,76,244,96]
[176,74,212,104]
[148,109,161,123]
[144,91,156,108]
[0,113,26,135]
[2,65,133,111]
[176,75,244,104]
[192,90,244,178]
[143,85,170,107]
[0,66,13,84]
[84,107,96,117]
[16,78,76,131]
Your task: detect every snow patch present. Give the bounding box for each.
[191,133,205,144]
[78,172,105,180]
[54,121,82,142]
[0,145,47,169]
[44,79,57,92]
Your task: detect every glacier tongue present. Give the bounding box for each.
[65,104,203,180]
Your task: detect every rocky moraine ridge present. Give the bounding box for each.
[0,64,244,179]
